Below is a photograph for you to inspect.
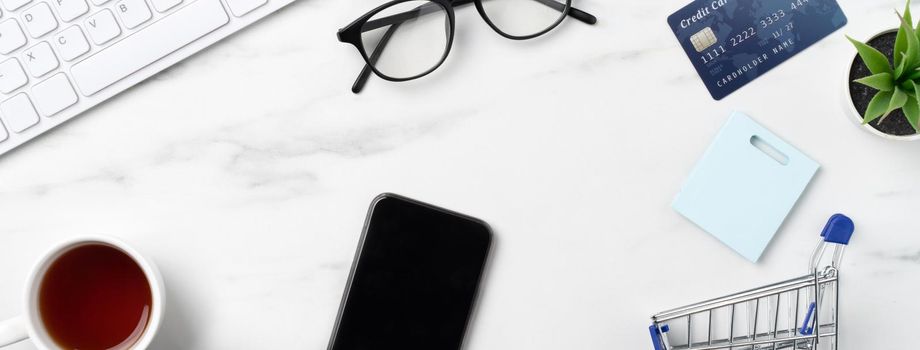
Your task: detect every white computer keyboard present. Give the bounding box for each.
[0,0,294,156]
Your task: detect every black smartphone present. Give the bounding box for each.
[328,193,493,350]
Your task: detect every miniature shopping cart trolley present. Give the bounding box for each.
[649,214,854,350]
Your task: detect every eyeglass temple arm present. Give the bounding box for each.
[351,1,598,93]
[529,0,597,24]
[352,22,402,93]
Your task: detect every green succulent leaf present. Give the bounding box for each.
[903,96,920,130]
[908,68,920,81]
[913,0,920,42]
[896,54,909,78]
[897,0,914,66]
[847,36,894,75]
[864,90,894,123]
[855,72,895,91]
[892,87,909,109]
[909,82,920,131]
[899,12,920,71]
[881,87,909,123]
[906,92,920,109]
[910,0,916,24]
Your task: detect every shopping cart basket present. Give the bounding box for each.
[649,214,854,350]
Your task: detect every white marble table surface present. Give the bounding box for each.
[1,0,918,348]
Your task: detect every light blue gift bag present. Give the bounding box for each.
[672,112,819,262]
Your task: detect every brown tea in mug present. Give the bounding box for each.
[39,244,152,350]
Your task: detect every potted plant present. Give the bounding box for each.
[845,0,920,140]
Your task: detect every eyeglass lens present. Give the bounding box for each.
[360,1,451,80]
[479,0,568,38]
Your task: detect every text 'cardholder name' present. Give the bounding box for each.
[667,0,847,100]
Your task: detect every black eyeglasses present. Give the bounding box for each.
[337,0,597,93]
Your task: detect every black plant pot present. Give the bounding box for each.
[846,29,920,141]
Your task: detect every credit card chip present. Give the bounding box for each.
[690,27,718,52]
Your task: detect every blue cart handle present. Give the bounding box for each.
[821,214,854,245]
[810,214,854,271]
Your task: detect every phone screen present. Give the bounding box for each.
[329,194,492,350]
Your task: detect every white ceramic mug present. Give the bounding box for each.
[0,236,165,350]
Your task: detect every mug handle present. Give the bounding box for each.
[0,315,27,347]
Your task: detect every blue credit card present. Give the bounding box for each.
[667,0,847,100]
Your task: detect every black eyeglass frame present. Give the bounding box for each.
[337,0,597,93]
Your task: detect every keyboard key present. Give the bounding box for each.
[225,0,265,17]
[21,2,58,38]
[84,9,120,44]
[32,73,76,116]
[1,0,30,11]
[53,25,88,60]
[0,119,7,141]
[51,0,88,22]
[22,42,57,76]
[72,0,228,95]
[150,0,178,12]
[0,93,39,132]
[88,0,107,6]
[0,19,27,54]
[115,0,151,29]
[0,58,28,93]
